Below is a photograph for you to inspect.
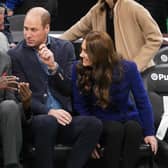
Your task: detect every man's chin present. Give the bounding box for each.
[26,41,35,47]
[27,43,35,47]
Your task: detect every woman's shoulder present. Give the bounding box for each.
[73,60,80,66]
[72,60,80,72]
[120,59,138,72]
[72,61,79,80]
[121,59,137,67]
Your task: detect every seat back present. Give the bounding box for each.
[7,14,25,31]
[154,46,168,65]
[142,64,168,167]
[142,64,168,127]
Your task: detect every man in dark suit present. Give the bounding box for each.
[8,7,102,168]
[0,49,31,168]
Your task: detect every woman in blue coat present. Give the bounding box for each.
[72,31,157,168]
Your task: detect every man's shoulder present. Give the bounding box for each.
[8,40,25,56]
[50,36,74,52]
[50,36,73,46]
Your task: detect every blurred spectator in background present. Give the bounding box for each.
[0,6,8,52]
[0,5,16,49]
[0,0,23,16]
[136,0,168,33]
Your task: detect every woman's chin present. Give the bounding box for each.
[82,62,91,67]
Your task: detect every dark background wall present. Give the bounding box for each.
[136,0,168,33]
[55,0,97,30]
[14,0,97,31]
[13,0,168,32]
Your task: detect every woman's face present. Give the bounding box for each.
[80,40,92,67]
[105,0,115,8]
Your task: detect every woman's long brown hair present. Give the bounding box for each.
[77,31,123,109]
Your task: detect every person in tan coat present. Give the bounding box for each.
[60,0,163,72]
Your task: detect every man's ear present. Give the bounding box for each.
[45,24,50,33]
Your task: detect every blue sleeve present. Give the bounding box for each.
[72,62,91,116]
[129,62,155,136]
[49,41,76,96]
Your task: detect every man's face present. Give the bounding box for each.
[0,14,4,31]
[23,15,49,48]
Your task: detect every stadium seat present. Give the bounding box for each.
[142,64,168,168]
[8,14,25,31]
[22,130,154,168]
[154,46,168,65]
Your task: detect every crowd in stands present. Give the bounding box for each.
[0,1,167,168]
